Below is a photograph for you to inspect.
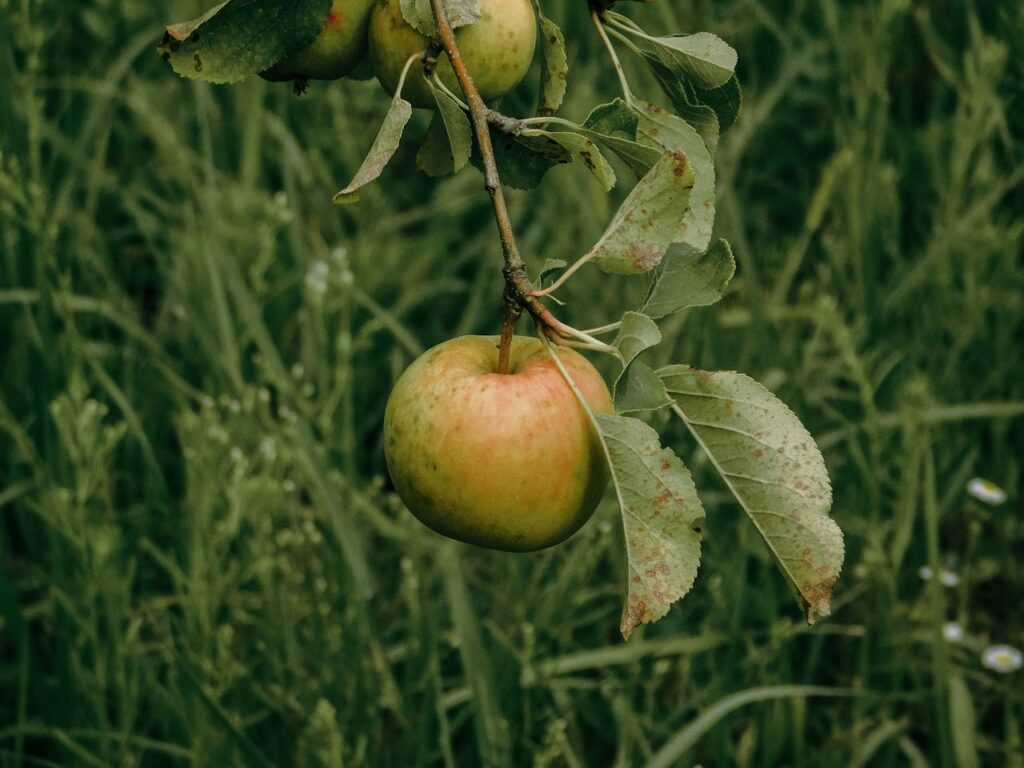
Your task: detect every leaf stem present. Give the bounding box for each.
[591,10,634,109]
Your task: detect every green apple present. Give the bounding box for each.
[368,0,537,108]
[384,335,612,552]
[262,0,377,82]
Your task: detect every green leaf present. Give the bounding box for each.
[417,80,472,177]
[641,238,735,320]
[333,94,413,204]
[534,3,568,115]
[586,150,695,275]
[159,0,331,84]
[633,101,715,255]
[593,413,704,639]
[472,130,571,190]
[697,74,742,133]
[615,360,672,415]
[617,25,738,90]
[521,129,617,191]
[537,258,568,286]
[639,51,720,153]
[400,0,481,37]
[659,366,843,622]
[583,99,639,137]
[613,311,661,368]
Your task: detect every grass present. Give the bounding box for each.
[2,0,1023,765]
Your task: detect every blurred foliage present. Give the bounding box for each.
[1,0,1023,765]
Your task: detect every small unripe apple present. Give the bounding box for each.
[384,336,612,552]
[368,0,537,108]
[262,0,377,82]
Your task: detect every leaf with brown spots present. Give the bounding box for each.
[534,2,568,116]
[159,0,332,84]
[633,100,716,256]
[592,413,705,639]
[659,366,844,622]
[582,150,695,276]
[520,129,617,191]
[333,93,413,204]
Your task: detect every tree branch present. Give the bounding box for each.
[427,0,565,369]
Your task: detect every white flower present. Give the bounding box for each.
[981,645,1023,673]
[918,566,934,581]
[942,623,965,643]
[967,478,1008,506]
[939,570,961,588]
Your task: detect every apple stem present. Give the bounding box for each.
[427,0,561,349]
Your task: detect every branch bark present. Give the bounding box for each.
[427,0,564,372]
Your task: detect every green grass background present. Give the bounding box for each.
[2,0,1023,765]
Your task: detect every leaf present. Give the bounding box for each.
[615,360,672,415]
[333,94,413,204]
[626,29,738,90]
[537,258,568,286]
[521,130,617,191]
[159,0,332,84]
[641,238,735,320]
[633,100,715,255]
[417,81,472,176]
[948,677,980,768]
[400,0,481,37]
[580,100,661,177]
[639,51,720,153]
[698,74,742,133]
[586,150,695,275]
[472,130,572,190]
[593,413,704,639]
[535,4,568,115]
[659,366,843,622]
[613,311,661,368]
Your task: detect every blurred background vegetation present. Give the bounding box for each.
[2,0,1023,765]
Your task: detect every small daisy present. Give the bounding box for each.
[942,623,965,643]
[939,570,961,588]
[967,478,1008,506]
[918,566,934,581]
[981,645,1023,673]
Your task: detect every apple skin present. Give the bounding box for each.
[368,0,537,108]
[384,336,612,552]
[262,0,377,81]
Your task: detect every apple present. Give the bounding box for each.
[262,0,377,82]
[383,336,612,552]
[368,0,537,108]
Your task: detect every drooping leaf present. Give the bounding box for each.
[417,80,472,176]
[472,130,572,190]
[521,130,617,191]
[159,0,332,84]
[659,366,843,622]
[613,311,661,368]
[641,238,735,319]
[615,360,672,415]
[593,413,705,639]
[579,100,661,176]
[585,150,695,275]
[400,0,481,37]
[639,51,720,153]
[333,94,413,204]
[633,100,715,255]
[534,3,568,115]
